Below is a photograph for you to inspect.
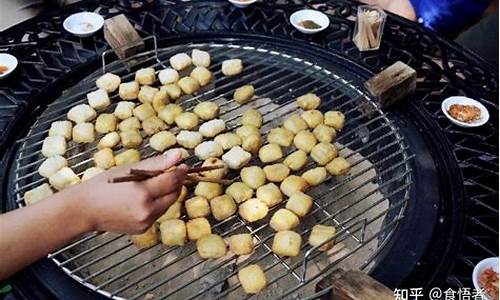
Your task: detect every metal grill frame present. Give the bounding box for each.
[10,41,415,299]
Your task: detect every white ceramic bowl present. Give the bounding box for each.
[441,96,490,128]
[228,0,258,8]
[0,53,18,79]
[63,12,104,37]
[290,9,330,34]
[472,257,499,300]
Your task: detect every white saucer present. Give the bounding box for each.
[441,96,490,128]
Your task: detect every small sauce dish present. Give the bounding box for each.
[63,12,104,37]
[228,0,258,8]
[0,53,18,79]
[441,96,489,128]
[290,9,330,34]
[472,257,498,300]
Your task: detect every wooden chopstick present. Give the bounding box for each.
[108,165,226,184]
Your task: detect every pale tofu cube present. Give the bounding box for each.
[226,182,253,204]
[263,163,290,183]
[326,157,351,176]
[72,122,95,144]
[258,143,283,163]
[185,196,211,219]
[191,49,211,67]
[149,131,176,152]
[229,234,254,255]
[309,224,336,251]
[158,104,183,125]
[199,119,225,138]
[186,217,212,241]
[67,104,97,123]
[175,112,199,130]
[49,167,80,191]
[168,148,190,160]
[87,89,111,110]
[190,66,212,87]
[114,101,136,120]
[177,76,200,95]
[222,146,251,169]
[118,117,141,132]
[161,84,182,100]
[256,183,282,207]
[133,103,156,121]
[236,125,260,139]
[42,136,67,157]
[296,93,321,110]
[158,68,179,85]
[238,264,267,294]
[214,133,242,150]
[234,85,254,104]
[241,166,266,189]
[159,219,187,246]
[135,67,156,85]
[280,175,308,197]
[93,148,115,169]
[193,101,219,120]
[196,234,227,259]
[194,141,224,160]
[176,130,203,149]
[310,142,337,166]
[120,129,143,148]
[48,121,72,140]
[119,81,140,100]
[24,183,53,205]
[286,192,313,217]
[238,198,268,222]
[81,167,104,181]
[95,113,118,134]
[38,155,67,178]
[138,85,158,103]
[194,182,222,200]
[302,167,327,186]
[142,116,166,136]
[272,230,302,257]
[115,149,141,166]
[241,109,263,128]
[324,111,345,131]
[270,209,299,231]
[222,59,243,76]
[96,72,121,93]
[170,53,192,71]
[131,225,158,250]
[210,195,237,221]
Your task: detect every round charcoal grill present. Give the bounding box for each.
[10,41,414,299]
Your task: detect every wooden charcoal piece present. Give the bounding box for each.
[104,14,144,60]
[364,61,416,108]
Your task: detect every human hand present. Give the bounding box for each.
[64,150,188,234]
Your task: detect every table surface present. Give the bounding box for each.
[0,0,497,293]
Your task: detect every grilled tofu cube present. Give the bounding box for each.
[270,209,299,231]
[135,67,156,85]
[41,135,67,157]
[159,219,187,246]
[280,175,308,197]
[313,124,336,143]
[81,167,104,181]
[296,93,321,110]
[229,234,254,255]
[24,183,53,205]
[118,117,141,132]
[272,230,302,257]
[267,127,294,147]
[149,131,176,152]
[186,217,212,241]
[258,143,283,164]
[214,133,242,150]
[238,264,267,294]
[236,125,260,139]
[324,111,345,131]
[241,134,262,154]
[93,148,115,169]
[185,196,211,219]
[142,116,166,136]
[286,192,313,217]
[256,183,283,207]
[131,225,158,250]
[194,182,222,200]
[161,84,182,100]
[301,110,323,128]
[157,202,182,222]
[190,66,212,87]
[241,166,266,189]
[72,122,95,144]
[302,167,327,186]
[115,149,141,166]
[238,198,268,222]
[114,101,136,120]
[210,195,237,221]
[199,119,225,138]
[194,101,219,120]
[170,53,192,71]
[226,182,253,204]
[283,150,308,171]
[234,85,254,104]
[177,77,200,95]
[158,104,183,125]
[283,114,307,134]
[87,89,111,110]
[48,121,72,140]
[263,163,290,183]
[133,103,156,121]
[191,49,211,67]
[95,113,118,134]
[222,146,251,169]
[38,155,67,178]
[326,157,351,176]
[119,81,140,100]
[293,130,317,153]
[67,104,97,123]
[197,234,227,259]
[309,224,336,251]
[222,59,243,76]
[138,85,159,104]
[241,109,263,128]
[200,158,228,179]
[49,167,80,191]
[96,72,121,93]
[120,129,143,148]
[158,68,179,85]
[175,112,199,130]
[176,130,203,149]
[310,143,337,166]
[152,88,170,112]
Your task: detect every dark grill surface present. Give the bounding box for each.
[0,0,497,297]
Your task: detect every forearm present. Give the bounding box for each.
[0,188,89,280]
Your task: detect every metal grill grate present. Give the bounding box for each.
[11,42,413,299]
